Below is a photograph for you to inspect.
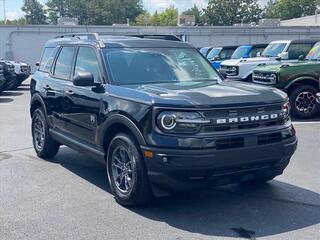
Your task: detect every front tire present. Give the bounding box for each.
[32,108,60,158]
[107,133,153,206]
[289,85,319,119]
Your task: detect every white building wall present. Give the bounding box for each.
[1,25,320,72]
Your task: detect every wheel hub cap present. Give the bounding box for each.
[295,91,316,113]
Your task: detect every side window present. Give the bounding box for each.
[288,43,313,59]
[250,47,265,58]
[220,49,235,60]
[74,47,100,82]
[53,47,76,80]
[39,47,57,72]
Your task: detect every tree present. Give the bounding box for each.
[182,4,204,25]
[46,0,88,24]
[204,0,262,26]
[21,0,47,24]
[135,12,153,26]
[153,7,178,26]
[87,0,143,25]
[264,0,317,20]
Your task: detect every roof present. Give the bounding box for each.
[45,33,191,48]
[269,39,319,44]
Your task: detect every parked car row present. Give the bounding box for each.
[0,59,31,93]
[200,39,320,119]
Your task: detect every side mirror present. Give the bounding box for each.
[213,56,220,61]
[35,62,40,67]
[277,52,289,60]
[298,55,305,61]
[256,52,261,57]
[73,72,96,87]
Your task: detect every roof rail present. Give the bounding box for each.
[129,34,181,41]
[55,33,99,40]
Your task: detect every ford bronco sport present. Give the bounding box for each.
[30,33,297,206]
[220,40,317,81]
[253,41,320,119]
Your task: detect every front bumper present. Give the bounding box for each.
[142,131,297,196]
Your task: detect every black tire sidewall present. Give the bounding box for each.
[32,108,59,158]
[289,85,319,119]
[107,133,152,206]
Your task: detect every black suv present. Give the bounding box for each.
[30,33,297,206]
[0,64,6,92]
[0,60,17,90]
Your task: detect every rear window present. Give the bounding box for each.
[53,47,76,80]
[39,48,56,72]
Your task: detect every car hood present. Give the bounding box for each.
[222,57,272,66]
[254,60,320,73]
[110,80,287,107]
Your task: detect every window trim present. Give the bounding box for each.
[38,47,56,73]
[50,45,77,81]
[73,46,103,84]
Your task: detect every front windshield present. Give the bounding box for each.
[207,48,222,60]
[262,43,287,57]
[306,42,320,61]
[103,48,219,85]
[231,46,251,59]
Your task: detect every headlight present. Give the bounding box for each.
[157,111,210,133]
[282,100,291,119]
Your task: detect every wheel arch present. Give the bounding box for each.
[30,93,47,117]
[99,114,147,156]
[284,77,319,94]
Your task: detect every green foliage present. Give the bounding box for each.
[87,0,144,25]
[182,4,204,25]
[21,0,46,24]
[0,18,27,25]
[204,0,262,26]
[135,7,178,26]
[264,0,317,20]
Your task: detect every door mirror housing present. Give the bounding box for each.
[298,55,305,61]
[276,52,289,60]
[73,72,96,87]
[256,52,261,57]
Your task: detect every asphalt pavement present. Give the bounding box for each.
[0,81,319,240]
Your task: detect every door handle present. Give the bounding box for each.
[65,90,74,96]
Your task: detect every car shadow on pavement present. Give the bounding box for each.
[57,147,320,239]
[0,97,14,103]
[0,91,23,97]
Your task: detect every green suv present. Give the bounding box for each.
[253,42,320,119]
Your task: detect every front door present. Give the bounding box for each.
[61,46,104,145]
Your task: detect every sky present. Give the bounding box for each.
[0,0,269,21]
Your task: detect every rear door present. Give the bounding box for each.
[46,46,77,133]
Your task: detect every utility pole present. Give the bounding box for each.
[0,0,7,24]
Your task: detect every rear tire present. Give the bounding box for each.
[32,108,60,158]
[289,85,319,119]
[107,133,153,206]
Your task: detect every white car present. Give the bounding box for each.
[9,61,31,81]
[220,40,318,81]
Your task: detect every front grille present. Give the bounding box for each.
[21,65,29,73]
[253,72,277,85]
[216,137,244,150]
[199,103,285,133]
[220,65,238,76]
